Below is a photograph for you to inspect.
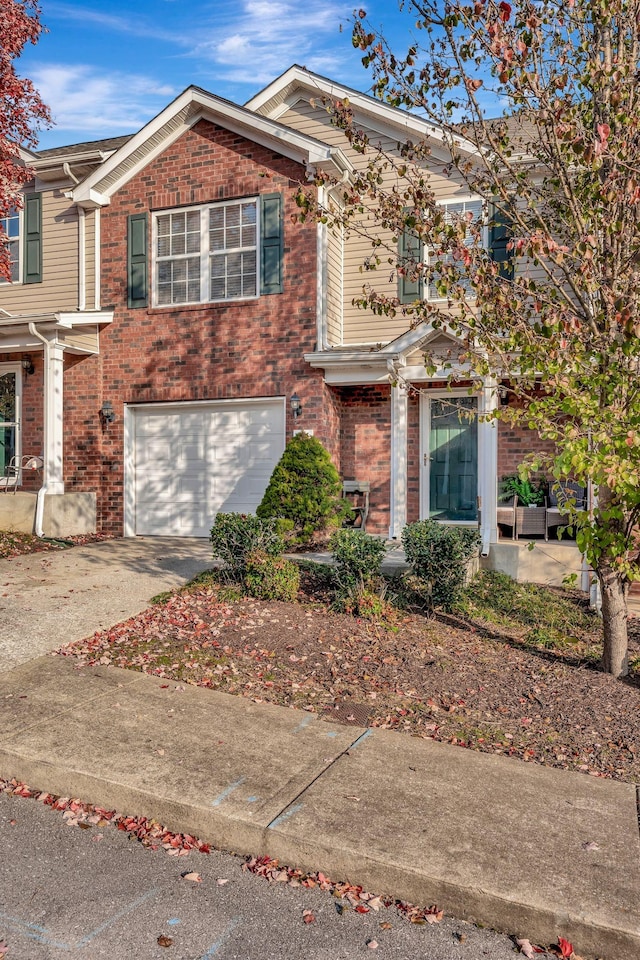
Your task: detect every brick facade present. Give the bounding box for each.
[58,120,332,533]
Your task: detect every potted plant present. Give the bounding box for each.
[501,474,546,507]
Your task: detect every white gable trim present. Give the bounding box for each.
[246,65,478,158]
[72,86,350,207]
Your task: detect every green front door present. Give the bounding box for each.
[428,396,478,521]
[0,371,17,479]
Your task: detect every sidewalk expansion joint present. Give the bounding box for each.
[265,726,374,832]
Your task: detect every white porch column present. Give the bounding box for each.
[389,382,408,539]
[478,380,498,556]
[43,339,65,495]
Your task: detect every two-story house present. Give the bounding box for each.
[0,66,581,584]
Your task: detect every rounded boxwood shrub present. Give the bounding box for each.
[210,513,285,581]
[329,528,389,617]
[401,520,480,611]
[257,432,350,542]
[243,550,300,601]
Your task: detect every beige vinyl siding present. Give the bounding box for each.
[0,188,80,314]
[278,99,469,346]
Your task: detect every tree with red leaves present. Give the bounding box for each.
[0,0,50,280]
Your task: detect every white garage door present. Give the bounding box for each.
[131,398,285,537]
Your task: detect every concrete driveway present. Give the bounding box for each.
[0,537,214,669]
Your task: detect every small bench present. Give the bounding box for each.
[342,481,370,532]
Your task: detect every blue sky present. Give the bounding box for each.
[19,0,413,150]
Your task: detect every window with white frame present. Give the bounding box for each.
[154,199,258,306]
[0,208,20,283]
[427,197,484,300]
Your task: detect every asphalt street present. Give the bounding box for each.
[0,791,521,960]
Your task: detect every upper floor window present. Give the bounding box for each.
[0,209,20,284]
[427,198,483,301]
[154,198,259,306]
[398,197,512,303]
[0,194,43,287]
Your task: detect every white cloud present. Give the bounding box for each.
[31,64,176,137]
[191,0,353,88]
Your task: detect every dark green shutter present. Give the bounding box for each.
[489,207,513,280]
[23,193,42,284]
[398,222,423,303]
[128,212,148,308]
[260,193,283,295]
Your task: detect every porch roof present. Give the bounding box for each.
[0,310,113,355]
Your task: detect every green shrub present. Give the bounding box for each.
[257,432,350,542]
[210,513,284,581]
[401,520,480,611]
[328,529,388,616]
[330,528,387,591]
[243,550,300,601]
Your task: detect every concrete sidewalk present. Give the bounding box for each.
[0,655,638,959]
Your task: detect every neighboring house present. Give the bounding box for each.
[0,66,580,582]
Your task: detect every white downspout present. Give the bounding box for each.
[94,207,101,311]
[29,323,49,536]
[78,206,86,311]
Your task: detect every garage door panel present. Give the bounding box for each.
[133,399,285,537]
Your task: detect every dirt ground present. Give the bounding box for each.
[56,566,640,786]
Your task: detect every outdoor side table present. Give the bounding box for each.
[515,506,546,539]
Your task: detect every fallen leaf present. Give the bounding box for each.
[367,940,379,949]
[303,909,315,924]
[558,938,574,958]
[516,939,544,958]
[379,921,392,930]
[581,841,599,851]
[216,878,229,886]
[181,871,202,883]
[157,934,173,946]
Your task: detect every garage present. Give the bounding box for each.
[129,398,286,537]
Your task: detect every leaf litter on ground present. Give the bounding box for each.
[54,569,640,785]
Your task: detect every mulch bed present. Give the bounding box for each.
[55,568,640,785]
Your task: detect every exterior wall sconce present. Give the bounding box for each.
[100,400,116,424]
[498,385,510,406]
[21,356,34,376]
[290,392,302,420]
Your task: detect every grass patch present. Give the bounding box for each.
[458,571,596,633]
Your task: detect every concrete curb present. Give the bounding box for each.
[0,657,638,959]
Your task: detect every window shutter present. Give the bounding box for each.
[489,207,513,280]
[398,222,423,303]
[23,193,42,284]
[260,193,283,295]
[128,212,148,308]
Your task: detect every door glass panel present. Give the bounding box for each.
[429,397,478,521]
[0,372,17,478]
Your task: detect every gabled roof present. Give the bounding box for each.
[72,84,352,208]
[246,65,478,158]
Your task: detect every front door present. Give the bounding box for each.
[0,367,20,480]
[422,394,478,522]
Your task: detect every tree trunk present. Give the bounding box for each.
[598,565,629,678]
